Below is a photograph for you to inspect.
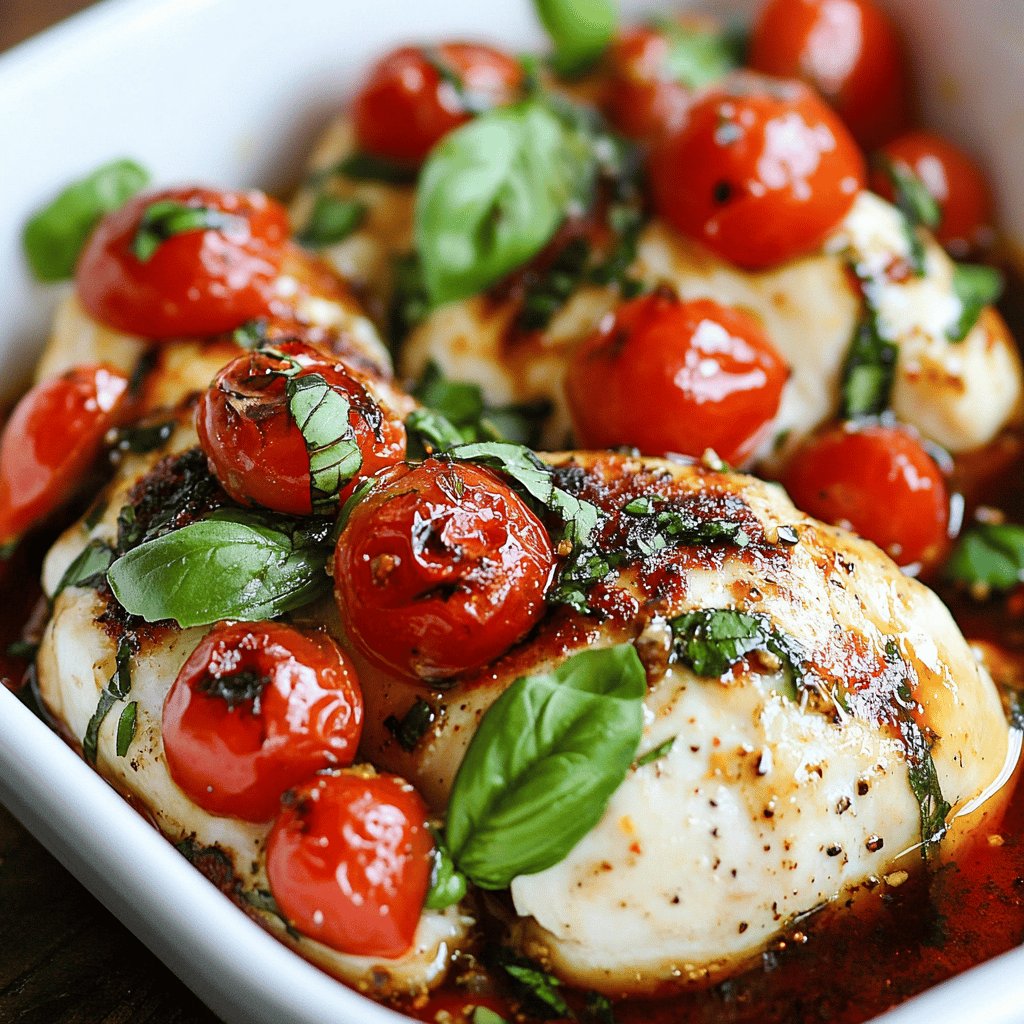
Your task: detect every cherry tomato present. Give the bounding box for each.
[197,341,406,516]
[76,187,289,339]
[353,43,522,165]
[162,622,363,822]
[605,25,692,140]
[872,131,993,257]
[333,459,555,680]
[266,769,433,958]
[0,365,129,547]
[748,0,910,149]
[566,292,787,465]
[650,76,865,269]
[781,423,950,571]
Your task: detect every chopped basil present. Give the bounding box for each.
[237,886,300,938]
[839,304,897,419]
[874,156,940,275]
[115,701,138,757]
[445,645,645,888]
[945,521,1024,593]
[423,48,497,115]
[106,509,331,628]
[389,252,431,341]
[415,98,595,306]
[472,1009,508,1024]
[335,151,419,185]
[518,235,593,332]
[622,495,749,555]
[635,736,675,768]
[405,408,468,456]
[947,262,1003,342]
[669,608,803,698]
[425,827,468,910]
[286,372,363,514]
[6,639,37,660]
[585,992,620,1024]
[384,696,437,752]
[904,714,952,852]
[498,953,572,1018]
[534,0,616,76]
[109,420,175,454]
[297,194,366,248]
[83,633,136,766]
[23,158,149,281]
[233,318,271,350]
[131,200,237,262]
[657,17,743,89]
[53,540,115,599]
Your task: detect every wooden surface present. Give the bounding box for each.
[1,12,216,1024]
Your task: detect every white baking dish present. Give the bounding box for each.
[1,1,1023,1021]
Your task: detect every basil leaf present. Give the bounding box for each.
[839,308,897,419]
[585,992,620,1024]
[498,954,572,1017]
[116,701,138,757]
[670,608,803,698]
[635,736,675,768]
[415,99,594,306]
[83,634,136,766]
[448,440,557,506]
[425,827,468,910]
[518,235,593,332]
[945,521,1024,593]
[389,252,431,340]
[875,156,941,232]
[947,263,1003,343]
[131,200,238,262]
[384,697,437,753]
[297,194,366,247]
[6,640,37,660]
[107,511,331,627]
[445,644,646,889]
[23,158,150,281]
[472,1010,508,1024]
[623,497,749,555]
[905,720,952,850]
[534,0,616,76]
[659,19,742,89]
[286,372,362,514]
[54,540,114,599]
[336,151,418,185]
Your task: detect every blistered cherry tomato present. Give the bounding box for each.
[197,341,406,516]
[748,0,910,149]
[0,365,129,547]
[162,622,363,822]
[782,423,949,571]
[605,25,693,140]
[872,131,993,257]
[266,770,433,958]
[567,292,787,465]
[76,187,288,339]
[650,77,865,269]
[334,459,555,680]
[353,43,522,165]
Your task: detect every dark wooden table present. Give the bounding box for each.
[1,9,218,1024]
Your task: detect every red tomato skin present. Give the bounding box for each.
[781,423,950,571]
[353,43,522,164]
[872,131,993,257]
[0,365,129,545]
[606,26,692,140]
[650,76,865,269]
[748,0,910,149]
[333,460,555,681]
[566,292,788,465]
[162,622,364,822]
[196,341,406,516]
[76,187,289,340]
[266,770,433,958]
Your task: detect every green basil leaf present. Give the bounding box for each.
[131,200,238,262]
[6,639,37,660]
[83,634,136,766]
[415,99,594,306]
[839,308,897,419]
[297,194,366,247]
[472,1009,508,1024]
[634,736,675,768]
[875,156,941,232]
[336,151,418,185]
[389,252,431,341]
[286,372,363,514]
[498,954,572,1017]
[445,644,646,889]
[945,521,1024,592]
[54,540,115,599]
[23,158,150,281]
[585,991,620,1024]
[106,511,330,627]
[448,440,556,506]
[384,697,437,753]
[669,608,803,698]
[659,19,742,89]
[425,826,468,910]
[534,0,616,76]
[115,701,138,757]
[947,262,1003,343]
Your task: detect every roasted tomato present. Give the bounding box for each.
[782,423,950,572]
[872,131,993,257]
[162,622,363,822]
[566,292,787,465]
[266,769,433,958]
[197,341,406,516]
[333,459,555,680]
[650,76,865,269]
[76,187,289,339]
[748,0,910,149]
[0,365,129,548]
[353,43,522,165]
